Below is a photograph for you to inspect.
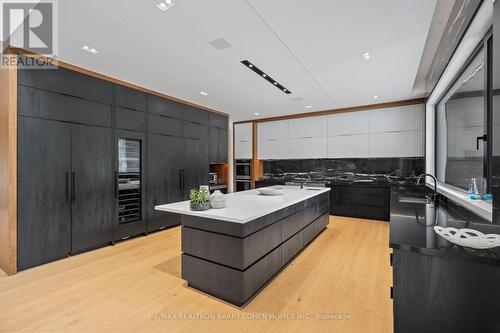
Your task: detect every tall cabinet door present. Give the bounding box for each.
[147,133,183,232]
[182,138,209,197]
[71,124,113,253]
[18,117,72,270]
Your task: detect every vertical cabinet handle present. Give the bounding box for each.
[65,172,70,202]
[179,170,185,191]
[71,172,76,202]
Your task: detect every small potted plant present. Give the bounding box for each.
[189,188,211,211]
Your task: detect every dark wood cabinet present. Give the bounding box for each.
[330,185,390,221]
[115,107,146,132]
[17,118,113,268]
[208,127,228,164]
[71,125,113,253]
[182,138,209,198]
[115,85,147,111]
[182,105,209,125]
[147,133,183,232]
[17,117,72,270]
[148,94,182,119]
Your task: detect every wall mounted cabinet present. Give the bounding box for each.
[234,123,253,159]
[256,104,424,160]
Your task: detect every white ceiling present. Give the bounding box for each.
[53,0,438,121]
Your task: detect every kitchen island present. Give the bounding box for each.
[156,186,330,306]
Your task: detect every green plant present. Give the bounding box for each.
[189,188,210,204]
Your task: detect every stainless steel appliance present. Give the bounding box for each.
[117,138,142,225]
[209,172,218,185]
[235,160,251,180]
[235,179,251,192]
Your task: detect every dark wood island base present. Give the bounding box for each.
[180,192,329,306]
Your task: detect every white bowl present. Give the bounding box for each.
[434,226,500,249]
[257,187,284,196]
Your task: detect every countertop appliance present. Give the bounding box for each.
[209,172,218,185]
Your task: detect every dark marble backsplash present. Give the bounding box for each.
[262,158,425,184]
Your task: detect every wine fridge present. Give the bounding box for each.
[115,130,146,240]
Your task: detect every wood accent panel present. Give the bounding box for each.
[251,122,263,188]
[0,54,17,275]
[7,47,228,117]
[234,98,425,124]
[0,216,393,332]
[211,164,228,185]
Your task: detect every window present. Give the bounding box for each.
[435,36,491,192]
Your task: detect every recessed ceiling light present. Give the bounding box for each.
[81,45,98,54]
[362,52,371,61]
[373,95,379,99]
[305,105,313,109]
[156,0,174,11]
[200,91,208,96]
[253,112,260,116]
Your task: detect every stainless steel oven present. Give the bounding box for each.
[235,159,251,180]
[235,179,251,192]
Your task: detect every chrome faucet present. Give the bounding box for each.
[300,174,312,189]
[416,174,438,202]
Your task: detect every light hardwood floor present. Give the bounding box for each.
[0,216,393,333]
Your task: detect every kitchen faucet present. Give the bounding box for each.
[300,174,312,189]
[416,174,438,202]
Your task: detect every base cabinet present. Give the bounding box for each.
[330,185,390,221]
[392,249,500,333]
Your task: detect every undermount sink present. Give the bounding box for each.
[304,188,321,191]
[398,195,433,204]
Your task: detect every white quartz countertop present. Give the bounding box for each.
[155,186,330,224]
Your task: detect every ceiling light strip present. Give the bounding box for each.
[241,60,291,94]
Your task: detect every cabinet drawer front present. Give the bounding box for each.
[258,120,289,140]
[18,63,113,104]
[282,231,304,264]
[327,134,369,158]
[116,107,146,132]
[148,94,182,119]
[115,85,147,111]
[235,140,253,159]
[370,131,422,157]
[148,114,182,137]
[289,116,327,138]
[281,210,305,241]
[234,123,253,142]
[258,139,289,160]
[289,137,327,159]
[183,121,208,140]
[209,113,228,129]
[327,111,370,135]
[370,104,423,133]
[183,105,209,125]
[18,85,112,127]
[355,187,390,207]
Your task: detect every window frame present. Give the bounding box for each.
[434,31,493,193]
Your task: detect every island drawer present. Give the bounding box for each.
[282,231,304,264]
[304,213,329,245]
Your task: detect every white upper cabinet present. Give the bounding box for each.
[258,120,289,141]
[258,139,289,160]
[289,137,327,159]
[328,134,370,158]
[289,116,327,139]
[327,111,370,136]
[370,104,423,133]
[234,123,253,159]
[234,123,252,142]
[370,131,422,157]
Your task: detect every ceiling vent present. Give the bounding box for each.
[209,38,232,50]
[241,60,291,95]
